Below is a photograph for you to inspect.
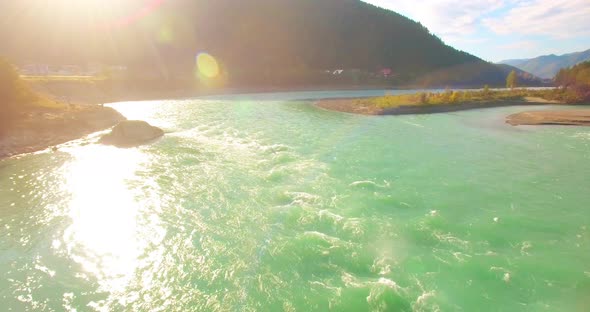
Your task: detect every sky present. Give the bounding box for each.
[363,0,590,62]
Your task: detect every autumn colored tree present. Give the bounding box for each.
[1,58,31,113]
[506,70,517,90]
[554,62,590,103]
[0,57,37,132]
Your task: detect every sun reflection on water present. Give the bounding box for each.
[107,101,160,122]
[60,145,148,292]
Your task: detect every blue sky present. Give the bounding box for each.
[363,0,590,62]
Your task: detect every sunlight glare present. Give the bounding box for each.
[41,0,165,30]
[61,145,147,292]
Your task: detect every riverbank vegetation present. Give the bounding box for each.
[1,58,64,133]
[351,64,590,109]
[0,58,65,114]
[0,58,125,158]
[554,61,590,103]
[353,88,558,109]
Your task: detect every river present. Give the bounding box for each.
[1,90,589,311]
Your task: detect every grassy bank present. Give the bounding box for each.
[1,59,68,132]
[315,88,572,116]
[1,59,125,158]
[353,88,562,110]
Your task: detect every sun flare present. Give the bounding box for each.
[196,53,221,79]
[61,145,148,291]
[25,0,164,29]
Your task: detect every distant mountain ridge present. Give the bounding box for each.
[499,49,590,79]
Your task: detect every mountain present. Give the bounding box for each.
[416,63,541,88]
[500,49,590,79]
[0,0,540,87]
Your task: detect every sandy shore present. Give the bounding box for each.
[507,110,590,126]
[3,83,400,160]
[0,105,125,159]
[316,96,590,126]
[315,97,559,116]
[2,88,583,161]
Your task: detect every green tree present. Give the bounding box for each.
[0,58,35,104]
[0,58,37,131]
[449,91,459,102]
[483,84,490,95]
[506,70,518,90]
[552,61,590,103]
[418,92,428,104]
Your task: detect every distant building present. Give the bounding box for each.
[17,63,127,77]
[19,64,50,75]
[58,65,83,75]
[379,68,393,77]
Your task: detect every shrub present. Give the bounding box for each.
[0,58,36,113]
[0,58,42,133]
[506,70,517,90]
[418,92,428,104]
[554,61,590,103]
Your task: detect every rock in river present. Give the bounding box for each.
[100,120,164,147]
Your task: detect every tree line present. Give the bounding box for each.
[554,61,590,103]
[1,0,493,86]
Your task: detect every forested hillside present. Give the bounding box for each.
[0,0,539,87]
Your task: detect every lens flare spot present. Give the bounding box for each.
[157,25,174,44]
[196,53,220,79]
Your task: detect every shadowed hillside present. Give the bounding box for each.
[1,0,540,87]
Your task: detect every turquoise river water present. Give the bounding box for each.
[1,90,590,311]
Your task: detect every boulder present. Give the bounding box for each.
[99,120,164,147]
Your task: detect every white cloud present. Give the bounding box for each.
[499,40,538,50]
[366,0,590,39]
[365,0,504,36]
[483,0,590,38]
[445,36,490,45]
[363,0,590,61]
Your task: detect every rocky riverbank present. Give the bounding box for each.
[0,104,125,159]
